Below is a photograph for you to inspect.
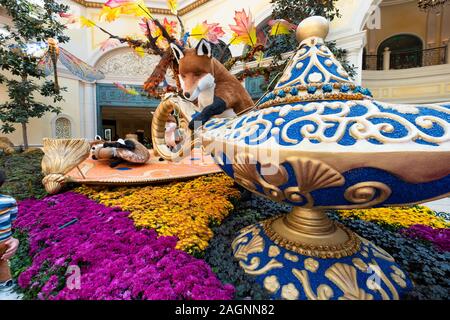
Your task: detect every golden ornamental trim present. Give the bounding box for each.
[70,0,211,16]
[151,95,212,162]
[231,154,345,207]
[69,169,223,185]
[292,268,334,300]
[325,263,374,300]
[257,93,367,110]
[41,138,91,194]
[0,142,14,155]
[262,217,361,259]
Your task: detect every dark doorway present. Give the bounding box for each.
[377,34,423,69]
[101,106,153,144]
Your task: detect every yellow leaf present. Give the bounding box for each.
[254,50,264,63]
[268,19,295,36]
[134,46,145,57]
[132,0,152,18]
[249,27,257,46]
[190,22,209,41]
[167,0,178,15]
[126,87,139,95]
[80,16,96,28]
[230,27,257,46]
[229,36,241,45]
[270,22,289,36]
[99,6,122,22]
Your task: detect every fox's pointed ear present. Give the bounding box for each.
[170,43,184,63]
[196,39,212,58]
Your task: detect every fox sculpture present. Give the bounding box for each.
[170,39,254,130]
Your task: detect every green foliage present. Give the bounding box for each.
[9,230,32,280]
[271,0,341,24]
[325,41,357,79]
[0,149,46,200]
[262,0,356,83]
[204,196,288,300]
[0,0,69,148]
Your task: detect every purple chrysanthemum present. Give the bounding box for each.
[15,192,234,300]
[401,224,450,252]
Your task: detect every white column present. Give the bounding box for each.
[447,41,450,64]
[442,6,450,44]
[367,28,377,54]
[82,82,97,139]
[78,82,85,138]
[426,11,437,48]
[383,47,391,70]
[328,30,367,85]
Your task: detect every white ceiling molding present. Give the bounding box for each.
[381,0,415,7]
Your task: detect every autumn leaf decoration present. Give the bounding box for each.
[167,0,178,15]
[191,21,225,44]
[229,9,261,47]
[268,19,296,36]
[80,16,96,28]
[100,0,153,22]
[59,12,78,25]
[99,6,122,22]
[98,38,121,51]
[139,18,178,49]
[114,82,140,96]
[134,46,145,57]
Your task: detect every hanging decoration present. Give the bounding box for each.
[74,0,296,98]
[417,0,449,13]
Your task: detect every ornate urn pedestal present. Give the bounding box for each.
[200,17,450,300]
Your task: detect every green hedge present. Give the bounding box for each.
[204,196,289,300]
[0,149,46,200]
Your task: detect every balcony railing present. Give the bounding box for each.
[363,46,448,71]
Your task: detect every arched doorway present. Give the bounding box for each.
[95,48,172,145]
[377,34,423,69]
[95,84,160,145]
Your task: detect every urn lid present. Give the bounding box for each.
[204,16,449,154]
[258,16,373,109]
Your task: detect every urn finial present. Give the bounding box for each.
[296,16,330,42]
[257,15,373,108]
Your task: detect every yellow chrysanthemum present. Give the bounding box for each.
[76,174,240,253]
[338,206,449,229]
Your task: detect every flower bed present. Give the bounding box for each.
[400,225,450,252]
[337,206,450,252]
[13,192,234,300]
[4,150,449,300]
[76,174,240,255]
[338,206,449,229]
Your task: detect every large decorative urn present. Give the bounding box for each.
[199,17,450,300]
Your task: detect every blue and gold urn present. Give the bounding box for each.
[201,16,450,300]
